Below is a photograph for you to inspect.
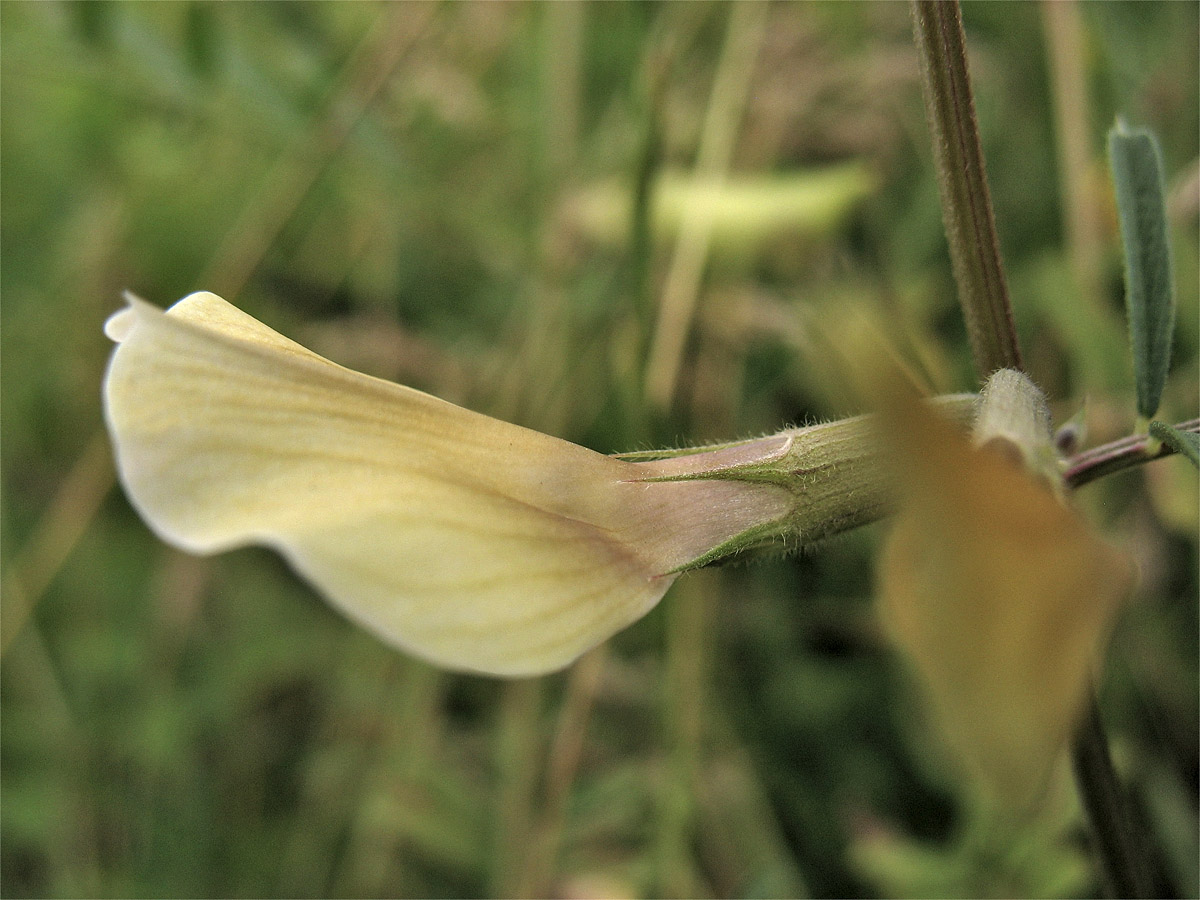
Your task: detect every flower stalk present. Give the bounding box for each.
[1065,419,1200,488]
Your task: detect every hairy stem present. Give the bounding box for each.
[1064,418,1199,488]
[911,0,1023,377]
[1062,416,1197,897]
[913,4,1174,892]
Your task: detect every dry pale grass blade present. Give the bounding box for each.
[644,1,769,410]
[200,4,433,299]
[1041,0,1107,309]
[1,433,115,656]
[513,644,608,898]
[102,293,791,675]
[877,390,1132,808]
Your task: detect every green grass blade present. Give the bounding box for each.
[1109,122,1177,420]
[1149,422,1200,468]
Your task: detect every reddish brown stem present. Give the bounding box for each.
[1064,418,1199,488]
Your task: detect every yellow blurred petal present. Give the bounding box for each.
[103,293,791,676]
[877,390,1131,806]
[567,164,876,254]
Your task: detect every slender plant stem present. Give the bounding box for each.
[1062,416,1197,897]
[1071,694,1156,898]
[913,4,1175,893]
[1065,418,1199,488]
[911,0,1023,376]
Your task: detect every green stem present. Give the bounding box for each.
[911,0,1023,377]
[1070,694,1156,898]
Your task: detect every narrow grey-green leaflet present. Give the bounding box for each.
[1109,121,1177,421]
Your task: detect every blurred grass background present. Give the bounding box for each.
[1,2,1196,897]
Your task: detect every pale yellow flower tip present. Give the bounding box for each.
[102,292,792,676]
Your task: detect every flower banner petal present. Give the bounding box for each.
[103,293,791,675]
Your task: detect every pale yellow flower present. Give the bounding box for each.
[876,372,1131,807]
[103,292,795,675]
